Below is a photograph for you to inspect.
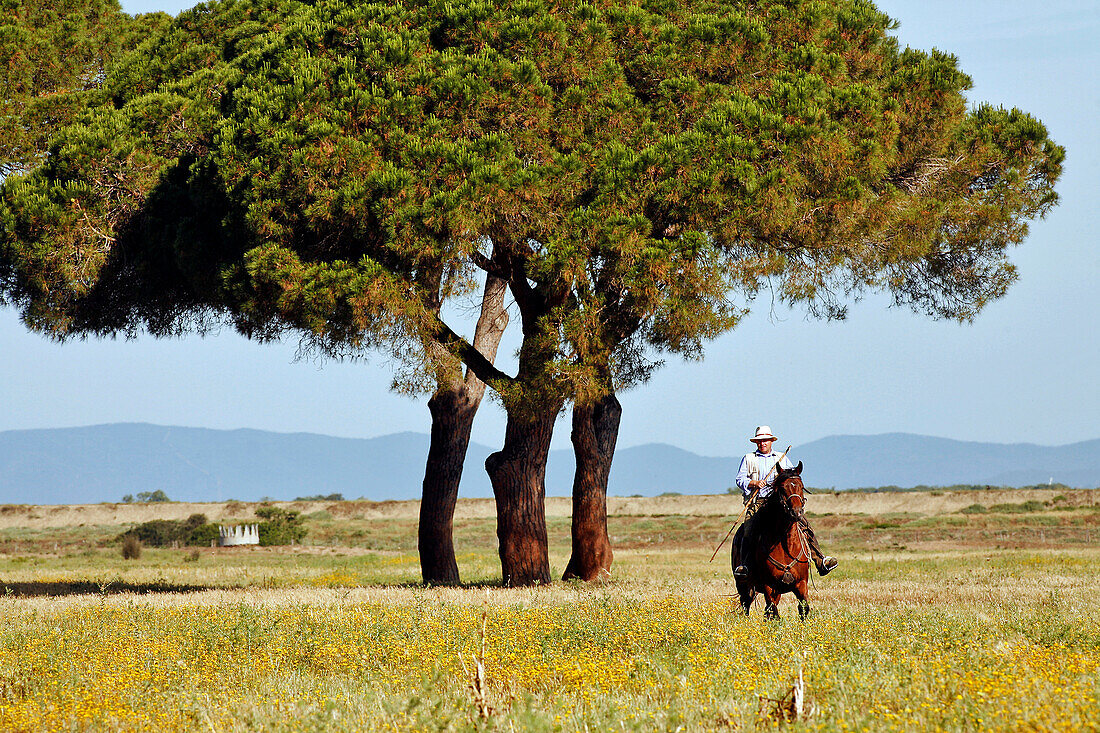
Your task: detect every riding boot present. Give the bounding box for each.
[797,516,838,575]
[733,533,748,578]
[734,498,762,578]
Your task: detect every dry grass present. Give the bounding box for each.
[0,492,1098,731]
[1,487,1092,529]
[0,548,1097,731]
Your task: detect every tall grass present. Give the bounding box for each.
[0,548,1097,731]
[0,493,1097,730]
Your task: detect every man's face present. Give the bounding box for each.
[754,438,774,454]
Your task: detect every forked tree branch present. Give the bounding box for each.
[430,313,515,388]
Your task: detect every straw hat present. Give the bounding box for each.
[750,426,778,443]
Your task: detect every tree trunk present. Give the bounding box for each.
[417,274,508,586]
[563,390,619,581]
[418,387,478,585]
[485,399,562,586]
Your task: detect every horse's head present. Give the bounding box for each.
[774,461,806,521]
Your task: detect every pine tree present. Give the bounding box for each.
[1,0,1062,585]
[0,0,169,178]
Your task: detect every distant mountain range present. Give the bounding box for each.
[0,423,1097,504]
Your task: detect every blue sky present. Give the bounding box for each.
[1,0,1096,456]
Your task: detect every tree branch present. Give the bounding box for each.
[430,313,515,388]
[470,250,509,280]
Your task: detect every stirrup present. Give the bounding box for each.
[733,565,748,578]
[817,556,838,576]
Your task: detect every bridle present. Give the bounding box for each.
[776,474,806,521]
[767,472,812,584]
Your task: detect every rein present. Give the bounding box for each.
[765,477,811,586]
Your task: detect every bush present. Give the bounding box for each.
[295,493,345,501]
[187,522,220,546]
[136,490,171,503]
[125,519,185,546]
[989,500,1047,514]
[256,505,307,546]
[960,504,988,514]
[120,513,220,547]
[121,535,142,560]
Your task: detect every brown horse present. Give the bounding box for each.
[731,462,811,620]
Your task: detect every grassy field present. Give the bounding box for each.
[0,489,1097,731]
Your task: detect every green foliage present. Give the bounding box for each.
[295,493,345,501]
[0,0,1063,414]
[256,505,306,546]
[0,0,170,177]
[136,490,170,503]
[187,522,220,546]
[120,513,218,546]
[960,500,1048,514]
[989,500,1047,514]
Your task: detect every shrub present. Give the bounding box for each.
[989,500,1047,514]
[125,519,185,546]
[256,505,307,546]
[120,514,220,547]
[121,535,142,560]
[295,493,345,501]
[187,522,220,546]
[136,490,170,503]
[960,504,988,514]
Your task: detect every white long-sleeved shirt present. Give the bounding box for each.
[735,450,793,500]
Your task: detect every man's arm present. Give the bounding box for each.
[735,454,754,498]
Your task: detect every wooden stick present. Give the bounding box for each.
[708,445,792,562]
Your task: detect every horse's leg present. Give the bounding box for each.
[794,578,810,621]
[739,581,757,616]
[762,585,781,620]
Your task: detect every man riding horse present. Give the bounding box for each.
[732,426,838,578]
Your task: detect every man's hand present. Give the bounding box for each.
[748,479,765,490]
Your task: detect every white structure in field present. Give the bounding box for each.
[219,524,259,546]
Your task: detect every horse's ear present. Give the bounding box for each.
[793,461,803,476]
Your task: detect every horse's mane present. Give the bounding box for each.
[747,474,798,534]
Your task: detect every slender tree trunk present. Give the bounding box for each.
[485,398,562,586]
[418,387,478,585]
[563,390,619,581]
[417,274,508,586]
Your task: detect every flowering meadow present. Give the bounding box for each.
[0,552,1097,730]
[0,494,1097,730]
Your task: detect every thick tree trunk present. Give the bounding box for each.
[485,399,563,586]
[418,387,478,585]
[563,390,620,581]
[417,274,507,586]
